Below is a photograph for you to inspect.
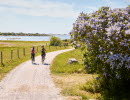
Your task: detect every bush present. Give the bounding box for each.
[50,36,63,46]
[70,6,130,99]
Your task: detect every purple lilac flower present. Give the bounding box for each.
[95,77,99,80]
[103,72,107,77]
[116,74,120,79]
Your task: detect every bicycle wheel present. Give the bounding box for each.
[31,54,35,64]
[42,55,45,64]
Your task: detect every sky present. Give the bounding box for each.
[0,0,129,34]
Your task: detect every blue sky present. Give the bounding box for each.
[0,0,129,34]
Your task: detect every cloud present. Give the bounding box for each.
[123,0,130,2]
[0,0,79,18]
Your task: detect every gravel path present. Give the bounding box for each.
[0,49,73,100]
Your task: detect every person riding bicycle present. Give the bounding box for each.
[41,45,46,64]
[31,46,35,64]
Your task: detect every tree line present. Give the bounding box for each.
[0,32,50,36]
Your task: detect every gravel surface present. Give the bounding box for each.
[0,49,73,100]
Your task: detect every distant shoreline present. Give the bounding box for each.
[0,33,50,36]
[0,35,50,36]
[0,33,69,36]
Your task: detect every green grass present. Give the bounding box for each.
[0,40,71,80]
[51,48,101,100]
[51,48,85,74]
[0,40,48,47]
[61,83,101,100]
[80,78,101,94]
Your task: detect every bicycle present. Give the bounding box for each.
[41,54,45,64]
[31,53,35,64]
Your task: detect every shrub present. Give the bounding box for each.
[70,6,130,99]
[50,36,63,46]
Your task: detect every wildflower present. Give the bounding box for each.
[95,77,99,80]
[116,74,120,79]
[103,72,107,77]
[102,68,105,71]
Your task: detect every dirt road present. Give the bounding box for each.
[0,49,73,100]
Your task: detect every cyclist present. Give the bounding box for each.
[31,46,35,64]
[41,45,46,64]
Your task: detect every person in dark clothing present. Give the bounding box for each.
[31,46,35,64]
[41,45,46,64]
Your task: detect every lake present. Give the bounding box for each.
[0,34,70,41]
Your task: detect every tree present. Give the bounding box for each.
[50,36,63,46]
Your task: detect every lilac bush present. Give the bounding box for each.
[70,6,130,99]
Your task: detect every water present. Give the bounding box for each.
[0,34,70,41]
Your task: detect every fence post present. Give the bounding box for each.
[46,43,47,46]
[11,50,13,60]
[64,44,66,48]
[1,51,3,65]
[17,49,20,58]
[37,46,38,52]
[23,48,25,56]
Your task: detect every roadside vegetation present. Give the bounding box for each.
[69,6,130,100]
[51,49,100,100]
[0,40,71,80]
[50,36,63,46]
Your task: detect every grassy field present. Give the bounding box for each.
[51,49,100,100]
[51,49,85,74]
[0,40,48,47]
[0,40,71,80]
